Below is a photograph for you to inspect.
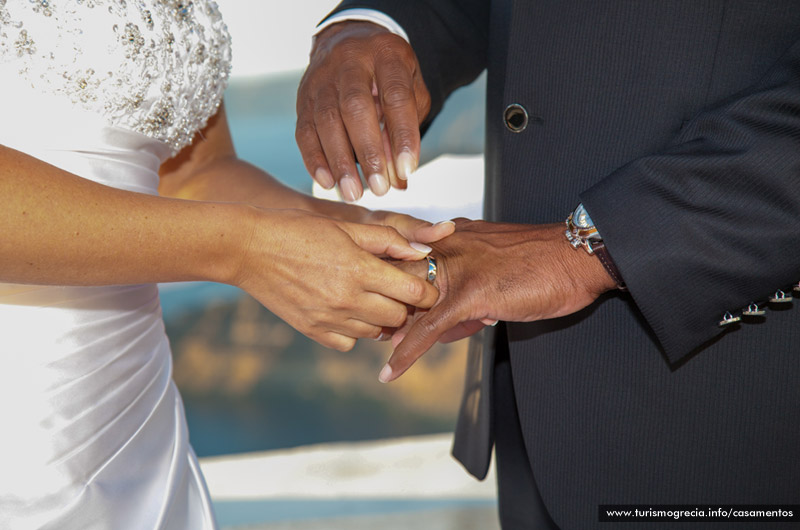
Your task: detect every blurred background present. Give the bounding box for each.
[161,1,493,528]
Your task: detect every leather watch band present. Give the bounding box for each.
[592,242,626,290]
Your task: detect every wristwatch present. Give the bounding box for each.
[565,203,626,289]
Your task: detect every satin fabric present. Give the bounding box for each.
[0,105,217,529]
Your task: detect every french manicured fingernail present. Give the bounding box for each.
[339,176,361,203]
[435,220,456,228]
[378,364,393,383]
[396,151,417,181]
[315,168,334,189]
[480,318,499,326]
[410,242,432,254]
[368,173,390,196]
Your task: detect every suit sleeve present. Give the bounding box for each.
[326,1,490,129]
[580,37,800,364]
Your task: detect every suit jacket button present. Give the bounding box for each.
[504,103,529,132]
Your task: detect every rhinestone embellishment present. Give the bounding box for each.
[0,0,231,153]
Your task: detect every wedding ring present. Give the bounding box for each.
[426,255,438,283]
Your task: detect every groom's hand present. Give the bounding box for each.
[380,219,617,382]
[296,21,431,201]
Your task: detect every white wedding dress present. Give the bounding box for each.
[0,1,231,528]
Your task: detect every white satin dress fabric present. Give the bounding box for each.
[0,0,231,525]
[0,105,218,529]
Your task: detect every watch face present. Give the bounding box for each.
[574,203,594,229]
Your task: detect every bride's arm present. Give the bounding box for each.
[0,144,438,350]
[158,104,454,243]
[0,143,244,287]
[159,105,324,213]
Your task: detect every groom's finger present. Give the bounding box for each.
[375,51,423,183]
[339,67,391,196]
[296,114,335,190]
[313,83,363,202]
[379,302,460,382]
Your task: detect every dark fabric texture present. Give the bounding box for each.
[493,323,560,529]
[451,326,495,480]
[327,2,800,528]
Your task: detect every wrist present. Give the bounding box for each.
[316,9,410,43]
[578,246,620,294]
[565,203,626,290]
[195,202,262,286]
[312,20,391,56]
[550,223,617,297]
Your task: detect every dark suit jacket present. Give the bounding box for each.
[330,1,800,527]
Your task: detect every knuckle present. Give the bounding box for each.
[315,103,342,126]
[388,308,407,329]
[295,77,313,107]
[418,312,444,336]
[340,89,372,117]
[294,122,318,146]
[330,297,349,312]
[381,82,414,110]
[379,224,399,239]
[328,154,355,175]
[336,338,356,352]
[359,149,383,172]
[405,278,428,303]
[416,90,432,117]
[374,33,412,60]
[348,258,366,280]
[389,128,417,151]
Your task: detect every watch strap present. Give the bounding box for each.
[566,204,626,290]
[592,242,627,290]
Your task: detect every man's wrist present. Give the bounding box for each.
[316,8,409,42]
[565,203,626,290]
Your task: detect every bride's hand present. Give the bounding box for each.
[361,209,455,246]
[230,207,440,351]
[311,199,456,246]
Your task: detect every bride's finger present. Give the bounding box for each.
[318,331,357,352]
[333,319,385,341]
[350,292,409,329]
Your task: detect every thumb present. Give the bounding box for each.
[409,220,456,244]
[371,213,454,245]
[341,222,431,260]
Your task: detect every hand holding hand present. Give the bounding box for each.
[380,219,618,382]
[232,208,439,352]
[296,21,431,201]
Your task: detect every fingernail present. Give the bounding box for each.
[434,220,455,228]
[368,173,390,196]
[315,168,335,189]
[410,242,432,254]
[339,176,361,203]
[378,364,393,383]
[396,151,417,181]
[374,332,389,342]
[488,320,499,327]
[386,159,397,184]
